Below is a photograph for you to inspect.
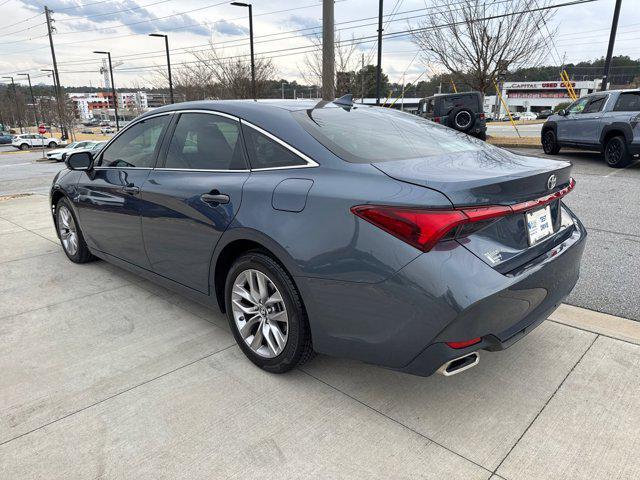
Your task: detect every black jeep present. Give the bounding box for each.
[418,92,487,140]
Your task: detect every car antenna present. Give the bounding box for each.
[333,93,353,107]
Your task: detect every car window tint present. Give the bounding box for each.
[164,113,246,170]
[293,106,481,163]
[567,97,589,114]
[613,92,640,112]
[242,125,305,169]
[440,95,478,113]
[584,96,606,113]
[100,115,169,168]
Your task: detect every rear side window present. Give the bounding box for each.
[242,124,306,169]
[100,115,169,168]
[164,113,246,170]
[613,92,640,112]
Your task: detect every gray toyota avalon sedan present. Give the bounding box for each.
[50,99,586,377]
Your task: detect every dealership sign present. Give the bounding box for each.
[507,81,576,89]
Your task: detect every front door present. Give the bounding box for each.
[574,95,607,144]
[141,111,250,293]
[75,114,172,268]
[556,96,590,143]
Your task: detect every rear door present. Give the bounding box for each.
[141,111,250,293]
[75,114,172,268]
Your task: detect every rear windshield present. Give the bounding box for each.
[292,106,483,163]
[438,94,479,114]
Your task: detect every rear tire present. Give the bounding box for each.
[225,251,314,373]
[55,197,95,263]
[48,141,56,148]
[542,129,560,155]
[604,135,632,168]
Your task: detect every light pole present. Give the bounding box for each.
[41,69,57,130]
[18,73,38,127]
[149,33,174,103]
[601,0,622,91]
[231,2,256,100]
[94,51,120,131]
[2,76,22,133]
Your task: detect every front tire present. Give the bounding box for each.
[542,129,560,155]
[604,135,632,168]
[19,143,29,150]
[55,197,95,263]
[225,251,314,373]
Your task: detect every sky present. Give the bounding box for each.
[0,0,638,89]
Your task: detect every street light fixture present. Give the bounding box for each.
[149,33,174,104]
[93,50,120,131]
[18,73,39,127]
[231,2,256,100]
[2,76,22,133]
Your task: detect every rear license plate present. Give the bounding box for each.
[526,205,553,245]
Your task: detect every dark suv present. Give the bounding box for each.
[541,89,640,168]
[418,92,487,140]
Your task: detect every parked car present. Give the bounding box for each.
[537,109,553,119]
[0,133,13,144]
[80,129,94,134]
[100,126,114,134]
[541,89,640,167]
[418,92,487,140]
[519,111,538,121]
[61,141,106,162]
[47,141,99,162]
[12,134,61,150]
[51,100,585,378]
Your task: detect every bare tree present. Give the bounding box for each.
[410,0,556,93]
[300,33,359,94]
[151,43,275,100]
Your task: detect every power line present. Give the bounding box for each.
[54,0,177,23]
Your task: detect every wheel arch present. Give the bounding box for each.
[210,229,301,313]
[600,123,633,147]
[541,120,557,137]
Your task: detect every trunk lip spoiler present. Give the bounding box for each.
[507,177,575,214]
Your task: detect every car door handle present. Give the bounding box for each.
[201,193,230,205]
[122,185,140,194]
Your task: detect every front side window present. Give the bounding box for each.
[242,125,306,169]
[567,97,590,114]
[613,92,640,112]
[164,113,246,170]
[100,115,169,168]
[584,96,607,113]
[293,106,482,163]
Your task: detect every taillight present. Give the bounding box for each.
[479,113,485,119]
[434,116,441,123]
[351,178,575,252]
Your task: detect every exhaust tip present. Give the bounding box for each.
[437,352,479,376]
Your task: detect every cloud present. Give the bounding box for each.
[19,0,212,37]
[287,14,319,31]
[211,19,248,36]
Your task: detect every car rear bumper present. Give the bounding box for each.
[298,207,586,376]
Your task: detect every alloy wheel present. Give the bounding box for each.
[57,205,78,256]
[231,269,289,358]
[606,139,622,165]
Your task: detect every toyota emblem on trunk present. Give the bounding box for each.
[547,174,557,190]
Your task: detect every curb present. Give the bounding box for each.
[549,304,640,345]
[489,142,542,149]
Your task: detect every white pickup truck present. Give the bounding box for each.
[12,134,63,150]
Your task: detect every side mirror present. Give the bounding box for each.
[557,109,567,116]
[65,151,93,171]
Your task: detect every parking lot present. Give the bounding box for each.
[1,146,640,479]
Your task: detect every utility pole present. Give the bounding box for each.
[601,0,622,91]
[281,81,285,99]
[18,73,38,127]
[360,53,365,103]
[231,3,255,100]
[321,0,335,100]
[375,0,383,105]
[149,34,174,103]
[44,6,67,139]
[94,51,119,131]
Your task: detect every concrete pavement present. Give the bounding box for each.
[1,194,639,479]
